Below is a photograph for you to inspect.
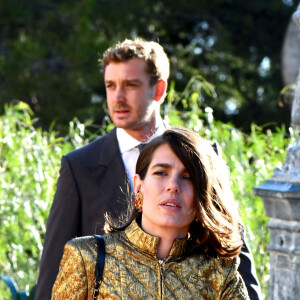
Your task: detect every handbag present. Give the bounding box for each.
[92,234,105,300]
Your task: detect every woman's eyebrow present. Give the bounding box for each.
[151,163,189,173]
[151,163,171,169]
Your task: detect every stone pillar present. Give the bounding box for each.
[291,4,300,126]
[254,179,300,300]
[253,4,300,300]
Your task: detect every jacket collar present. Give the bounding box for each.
[98,127,120,166]
[125,219,187,259]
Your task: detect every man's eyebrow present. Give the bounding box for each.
[104,79,142,83]
[126,79,142,83]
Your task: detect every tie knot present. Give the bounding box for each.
[137,143,147,152]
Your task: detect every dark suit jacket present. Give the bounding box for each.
[35,128,262,300]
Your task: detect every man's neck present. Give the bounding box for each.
[123,117,163,142]
[123,129,154,142]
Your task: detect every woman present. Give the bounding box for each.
[51,127,249,299]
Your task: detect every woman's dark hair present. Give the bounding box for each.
[105,127,243,258]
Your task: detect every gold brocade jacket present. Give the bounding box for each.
[51,220,249,299]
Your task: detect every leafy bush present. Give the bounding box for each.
[0,102,86,296]
[0,96,293,299]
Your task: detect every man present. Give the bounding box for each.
[35,39,261,299]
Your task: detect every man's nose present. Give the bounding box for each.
[115,86,126,102]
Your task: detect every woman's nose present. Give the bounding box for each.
[166,177,180,193]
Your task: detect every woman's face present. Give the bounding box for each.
[134,143,196,238]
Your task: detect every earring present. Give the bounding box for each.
[135,191,143,212]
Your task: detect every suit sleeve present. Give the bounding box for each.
[35,155,82,300]
[51,241,88,299]
[212,140,262,300]
[238,236,263,300]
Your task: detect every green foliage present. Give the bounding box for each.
[0,102,92,296]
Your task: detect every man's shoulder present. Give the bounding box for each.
[66,128,117,161]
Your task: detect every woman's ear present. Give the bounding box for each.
[133,174,142,193]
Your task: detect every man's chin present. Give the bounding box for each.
[112,117,148,131]
[117,124,144,133]
[114,120,136,130]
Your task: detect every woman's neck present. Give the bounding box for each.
[157,235,176,260]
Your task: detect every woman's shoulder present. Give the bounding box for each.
[64,236,98,262]
[202,255,248,299]
[208,254,240,270]
[66,235,96,248]
[65,232,125,252]
[190,252,240,277]
[216,255,240,268]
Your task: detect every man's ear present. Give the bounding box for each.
[133,174,142,193]
[154,80,167,102]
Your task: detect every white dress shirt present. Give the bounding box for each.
[116,122,166,190]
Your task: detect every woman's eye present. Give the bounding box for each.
[183,175,191,180]
[154,171,166,176]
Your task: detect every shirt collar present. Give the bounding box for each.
[116,120,166,154]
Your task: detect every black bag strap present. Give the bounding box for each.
[92,234,105,300]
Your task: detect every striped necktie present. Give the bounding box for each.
[137,143,147,152]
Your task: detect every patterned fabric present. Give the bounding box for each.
[51,220,249,299]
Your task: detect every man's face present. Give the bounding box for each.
[104,59,158,135]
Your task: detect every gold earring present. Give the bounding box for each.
[135,191,143,212]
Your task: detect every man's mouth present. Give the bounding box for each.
[115,109,130,113]
[113,104,131,117]
[114,104,130,111]
[114,108,130,118]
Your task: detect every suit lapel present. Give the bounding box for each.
[96,128,130,218]
[98,128,120,166]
